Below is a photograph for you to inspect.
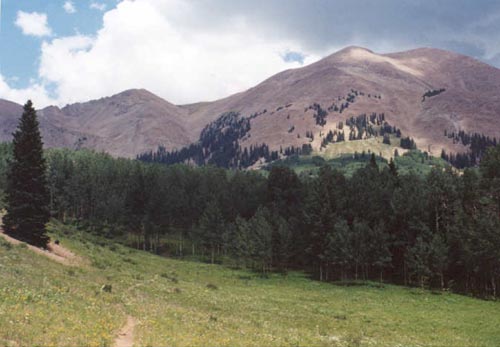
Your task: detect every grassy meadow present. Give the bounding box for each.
[320,135,404,161]
[266,143,448,177]
[1,221,499,347]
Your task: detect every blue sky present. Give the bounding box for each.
[1,0,500,107]
[1,0,113,89]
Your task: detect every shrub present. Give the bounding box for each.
[101,284,112,293]
[206,283,218,290]
[0,238,12,250]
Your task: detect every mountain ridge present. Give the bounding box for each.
[1,46,500,159]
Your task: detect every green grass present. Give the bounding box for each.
[265,153,389,177]
[320,135,403,161]
[265,135,449,177]
[1,221,499,347]
[394,150,449,176]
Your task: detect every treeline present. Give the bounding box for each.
[138,111,311,169]
[319,113,412,149]
[308,103,328,126]
[422,88,445,101]
[400,137,417,150]
[2,146,499,297]
[308,90,382,126]
[441,130,498,168]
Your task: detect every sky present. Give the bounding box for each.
[1,0,500,108]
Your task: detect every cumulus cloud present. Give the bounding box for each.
[171,0,500,64]
[22,0,316,106]
[4,0,500,108]
[14,11,52,37]
[90,2,107,11]
[0,75,56,107]
[63,1,77,14]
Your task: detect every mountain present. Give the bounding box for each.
[37,89,192,157]
[196,46,500,157]
[0,99,23,141]
[1,46,500,159]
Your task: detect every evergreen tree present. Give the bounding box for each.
[388,158,398,177]
[480,145,500,214]
[2,135,500,297]
[3,100,50,248]
[383,134,391,145]
[369,153,378,169]
[266,165,303,261]
[304,165,341,280]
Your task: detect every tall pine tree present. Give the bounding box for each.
[3,100,50,248]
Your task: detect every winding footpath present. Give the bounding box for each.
[0,217,84,266]
[0,216,137,346]
[114,316,137,347]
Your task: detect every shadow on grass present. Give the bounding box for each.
[330,280,386,289]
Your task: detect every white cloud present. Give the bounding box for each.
[14,11,52,37]
[63,1,77,14]
[43,0,319,105]
[2,0,321,107]
[90,2,107,11]
[0,75,56,108]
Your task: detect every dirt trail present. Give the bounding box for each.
[114,316,136,347]
[0,217,85,266]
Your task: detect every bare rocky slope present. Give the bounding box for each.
[1,46,500,158]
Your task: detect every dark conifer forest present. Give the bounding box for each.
[1,142,499,298]
[137,111,311,168]
[441,130,498,168]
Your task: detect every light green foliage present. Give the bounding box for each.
[197,199,225,264]
[267,148,448,177]
[0,143,12,209]
[1,221,500,347]
[321,135,402,160]
[406,235,432,288]
[326,220,353,278]
[246,207,273,271]
[394,150,448,175]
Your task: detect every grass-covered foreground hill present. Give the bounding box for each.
[1,221,499,347]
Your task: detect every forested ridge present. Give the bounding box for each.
[137,111,311,168]
[441,130,499,168]
[136,105,496,171]
[1,142,499,298]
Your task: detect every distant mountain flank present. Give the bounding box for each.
[1,46,500,162]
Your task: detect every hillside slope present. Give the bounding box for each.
[1,46,500,158]
[38,89,192,157]
[197,46,500,157]
[1,221,500,347]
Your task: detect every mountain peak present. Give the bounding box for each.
[337,45,374,54]
[324,46,374,61]
[110,88,164,101]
